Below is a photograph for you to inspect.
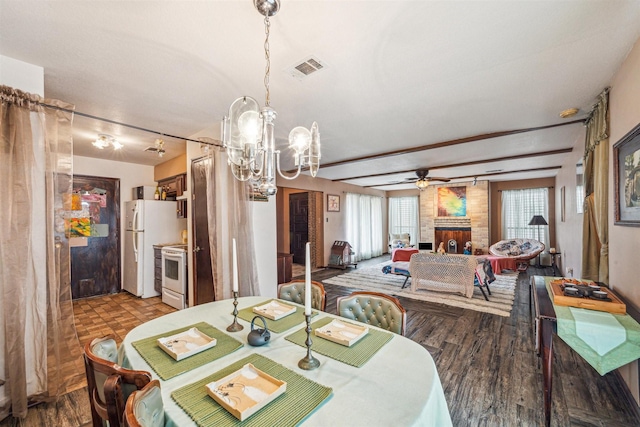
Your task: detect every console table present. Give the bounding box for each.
[531,276,640,427]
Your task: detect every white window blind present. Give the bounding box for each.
[388,196,419,245]
[501,188,549,246]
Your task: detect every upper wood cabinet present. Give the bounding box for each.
[158,173,187,218]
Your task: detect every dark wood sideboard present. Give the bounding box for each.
[277,253,293,284]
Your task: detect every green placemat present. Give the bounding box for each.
[131,322,243,380]
[285,317,393,368]
[237,299,316,334]
[171,353,333,427]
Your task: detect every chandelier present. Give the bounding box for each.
[221,0,321,197]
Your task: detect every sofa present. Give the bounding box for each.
[409,253,493,299]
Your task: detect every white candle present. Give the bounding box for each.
[232,238,239,293]
[305,242,311,315]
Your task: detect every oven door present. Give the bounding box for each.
[161,248,186,294]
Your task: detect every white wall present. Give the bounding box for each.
[0,55,44,96]
[276,174,388,266]
[252,199,278,298]
[608,36,640,403]
[553,131,586,279]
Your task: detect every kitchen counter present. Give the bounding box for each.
[153,242,183,249]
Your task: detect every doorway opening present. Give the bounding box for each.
[276,188,324,279]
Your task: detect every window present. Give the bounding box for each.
[388,196,419,245]
[345,193,383,261]
[501,188,549,246]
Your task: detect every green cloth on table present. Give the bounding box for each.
[131,322,243,380]
[544,277,640,375]
[237,299,316,334]
[171,353,333,427]
[285,317,393,367]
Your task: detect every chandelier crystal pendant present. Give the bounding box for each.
[222,0,321,197]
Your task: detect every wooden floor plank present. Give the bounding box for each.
[1,257,639,426]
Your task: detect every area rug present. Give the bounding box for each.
[323,263,518,317]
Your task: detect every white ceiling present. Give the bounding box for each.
[2,1,640,188]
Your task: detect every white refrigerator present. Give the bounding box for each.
[123,200,182,298]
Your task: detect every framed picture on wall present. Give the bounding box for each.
[327,194,340,212]
[613,122,640,226]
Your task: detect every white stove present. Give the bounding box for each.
[161,245,188,309]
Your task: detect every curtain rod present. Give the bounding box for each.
[497,186,554,192]
[40,102,223,147]
[342,191,384,198]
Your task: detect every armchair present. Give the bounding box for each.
[336,291,406,335]
[278,279,326,311]
[389,233,411,249]
[84,335,152,427]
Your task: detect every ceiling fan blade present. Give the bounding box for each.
[427,177,451,182]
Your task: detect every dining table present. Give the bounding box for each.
[120,296,452,426]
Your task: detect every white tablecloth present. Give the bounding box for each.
[120,296,452,426]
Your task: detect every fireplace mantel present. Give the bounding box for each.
[434,217,472,228]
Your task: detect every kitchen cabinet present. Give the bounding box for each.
[158,173,188,219]
[154,247,162,293]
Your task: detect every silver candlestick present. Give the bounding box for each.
[298,313,320,370]
[226,291,244,332]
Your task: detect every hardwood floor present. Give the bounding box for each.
[2,257,639,426]
[314,258,640,426]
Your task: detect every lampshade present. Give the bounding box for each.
[528,215,548,226]
[416,178,429,190]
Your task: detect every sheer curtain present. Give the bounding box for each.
[346,193,383,261]
[0,86,77,420]
[501,188,550,246]
[203,142,259,300]
[388,196,419,245]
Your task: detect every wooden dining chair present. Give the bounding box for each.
[84,335,152,427]
[336,291,407,335]
[277,279,327,311]
[124,379,164,427]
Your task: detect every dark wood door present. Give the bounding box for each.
[192,157,215,304]
[70,175,121,299]
[289,192,309,264]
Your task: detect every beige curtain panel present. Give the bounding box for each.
[0,86,79,421]
[204,145,260,300]
[581,88,609,284]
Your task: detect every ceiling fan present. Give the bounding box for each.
[144,138,166,158]
[403,169,451,190]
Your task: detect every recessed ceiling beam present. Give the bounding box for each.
[320,119,583,170]
[333,148,573,182]
[363,166,561,188]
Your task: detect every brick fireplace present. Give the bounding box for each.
[419,181,490,254]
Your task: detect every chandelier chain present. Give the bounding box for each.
[264,16,271,107]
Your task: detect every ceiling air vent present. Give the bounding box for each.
[286,56,327,80]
